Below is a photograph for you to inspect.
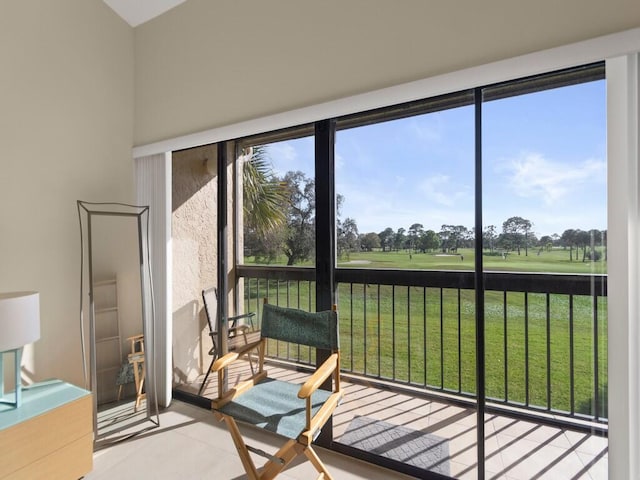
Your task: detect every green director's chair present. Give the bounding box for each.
[211,302,343,480]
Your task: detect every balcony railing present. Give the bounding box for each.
[238,265,607,428]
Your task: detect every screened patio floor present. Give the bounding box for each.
[180,359,608,480]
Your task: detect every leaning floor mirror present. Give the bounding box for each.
[78,201,159,446]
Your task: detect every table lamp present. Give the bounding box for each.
[0,292,40,408]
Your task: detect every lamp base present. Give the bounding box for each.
[0,347,23,408]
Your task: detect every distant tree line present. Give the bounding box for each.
[349,217,606,263]
[242,150,606,265]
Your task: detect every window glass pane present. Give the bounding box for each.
[241,135,315,266]
[483,79,607,274]
[335,105,475,269]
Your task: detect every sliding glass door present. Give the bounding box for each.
[331,94,479,478]
[327,65,608,479]
[480,65,608,479]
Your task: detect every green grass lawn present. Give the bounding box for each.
[336,247,606,274]
[243,247,608,418]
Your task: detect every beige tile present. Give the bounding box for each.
[483,435,507,473]
[563,429,590,446]
[449,435,506,476]
[456,410,480,427]
[429,403,469,420]
[496,418,540,439]
[340,398,396,418]
[450,460,478,478]
[485,470,510,480]
[380,408,433,429]
[429,417,474,439]
[574,434,608,456]
[500,439,579,479]
[88,423,247,480]
[534,449,592,480]
[519,424,566,445]
[577,451,608,480]
[496,435,539,474]
[87,400,412,480]
[449,425,479,448]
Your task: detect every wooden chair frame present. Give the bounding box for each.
[211,303,342,480]
[200,287,257,395]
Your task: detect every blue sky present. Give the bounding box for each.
[264,80,606,239]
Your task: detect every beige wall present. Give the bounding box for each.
[171,145,218,385]
[171,142,240,388]
[0,0,134,387]
[134,0,640,146]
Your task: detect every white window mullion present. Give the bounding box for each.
[607,52,640,480]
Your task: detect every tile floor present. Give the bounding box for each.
[85,399,412,480]
[92,359,607,479]
[189,359,608,479]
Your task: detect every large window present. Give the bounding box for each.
[231,63,608,480]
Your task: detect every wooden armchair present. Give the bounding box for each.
[211,302,342,480]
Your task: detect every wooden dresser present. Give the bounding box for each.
[0,380,93,479]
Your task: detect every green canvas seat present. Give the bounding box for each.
[217,377,333,440]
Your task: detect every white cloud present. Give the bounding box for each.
[267,142,298,175]
[409,116,442,144]
[502,153,605,206]
[338,174,475,233]
[418,173,470,208]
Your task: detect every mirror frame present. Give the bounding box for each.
[78,201,160,442]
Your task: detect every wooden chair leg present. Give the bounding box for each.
[221,414,310,480]
[139,362,145,396]
[260,440,302,480]
[304,446,333,480]
[223,415,260,480]
[136,362,146,410]
[131,359,146,412]
[132,360,140,410]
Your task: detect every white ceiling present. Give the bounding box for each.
[102,0,187,27]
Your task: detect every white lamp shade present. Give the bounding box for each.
[0,291,40,352]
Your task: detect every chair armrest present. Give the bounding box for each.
[212,339,263,371]
[228,311,256,329]
[299,391,344,446]
[298,353,339,399]
[210,325,250,337]
[228,311,255,322]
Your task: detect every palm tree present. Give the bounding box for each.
[242,145,287,235]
